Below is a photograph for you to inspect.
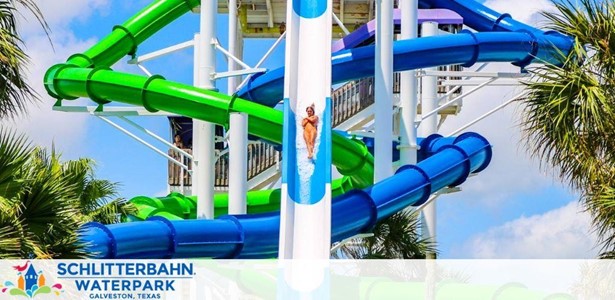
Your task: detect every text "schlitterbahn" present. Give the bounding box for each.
[57,262,194,293]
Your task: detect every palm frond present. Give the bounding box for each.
[521,0,615,257]
[84,198,137,224]
[335,210,436,259]
[0,128,31,198]
[0,0,51,119]
[0,196,21,258]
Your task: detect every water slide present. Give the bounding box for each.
[136,0,572,219]
[43,0,572,258]
[126,136,450,221]
[128,10,466,221]
[237,15,571,106]
[79,133,491,258]
[331,9,464,53]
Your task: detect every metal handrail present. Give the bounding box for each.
[213,141,279,188]
[168,148,193,186]
[169,66,463,188]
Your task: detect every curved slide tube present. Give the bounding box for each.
[46,66,374,190]
[47,0,572,209]
[79,132,491,258]
[238,30,572,106]
[129,135,456,220]
[418,0,544,34]
[238,0,573,106]
[128,191,282,221]
[331,8,463,53]
[46,0,375,194]
[44,0,571,259]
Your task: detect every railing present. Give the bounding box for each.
[168,148,192,186]
[332,77,374,127]
[332,66,463,128]
[214,141,279,188]
[168,142,279,189]
[169,65,463,189]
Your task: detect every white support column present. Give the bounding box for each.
[374,0,394,182]
[420,21,439,258]
[227,0,248,215]
[399,0,418,166]
[228,114,248,214]
[194,0,217,219]
[227,0,241,92]
[279,0,333,260]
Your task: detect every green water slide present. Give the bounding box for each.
[44,0,374,219]
[128,190,283,221]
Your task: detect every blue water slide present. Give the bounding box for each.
[80,132,491,259]
[238,0,573,107]
[78,0,572,259]
[334,0,548,53]
[238,30,571,107]
[418,0,542,34]
[332,8,463,53]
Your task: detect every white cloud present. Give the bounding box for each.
[453,201,599,258]
[435,0,587,257]
[484,0,557,27]
[0,1,112,157]
[438,63,561,209]
[0,33,97,155]
[17,0,111,36]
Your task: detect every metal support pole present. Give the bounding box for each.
[419,21,439,259]
[447,92,525,137]
[398,0,418,166]
[227,0,248,215]
[118,116,193,160]
[419,77,497,121]
[96,116,189,172]
[332,13,350,35]
[235,31,286,92]
[194,0,217,219]
[374,0,394,182]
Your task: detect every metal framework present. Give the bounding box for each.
[216,0,376,38]
[51,1,535,258]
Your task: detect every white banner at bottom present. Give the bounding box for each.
[0,259,613,299]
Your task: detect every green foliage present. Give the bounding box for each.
[521,0,615,257]
[0,1,128,258]
[333,209,436,259]
[0,0,50,119]
[0,129,135,258]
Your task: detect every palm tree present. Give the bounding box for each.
[60,156,137,224]
[0,0,49,119]
[0,196,22,258]
[333,209,436,259]
[520,0,615,257]
[0,129,135,258]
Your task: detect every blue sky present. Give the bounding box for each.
[3,0,598,258]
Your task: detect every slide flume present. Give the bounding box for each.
[79,132,490,258]
[128,135,457,220]
[43,0,573,258]
[132,0,575,221]
[238,31,571,106]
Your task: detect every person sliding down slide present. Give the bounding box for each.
[302,104,318,159]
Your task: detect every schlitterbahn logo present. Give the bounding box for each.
[58,262,194,299]
[0,261,64,298]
